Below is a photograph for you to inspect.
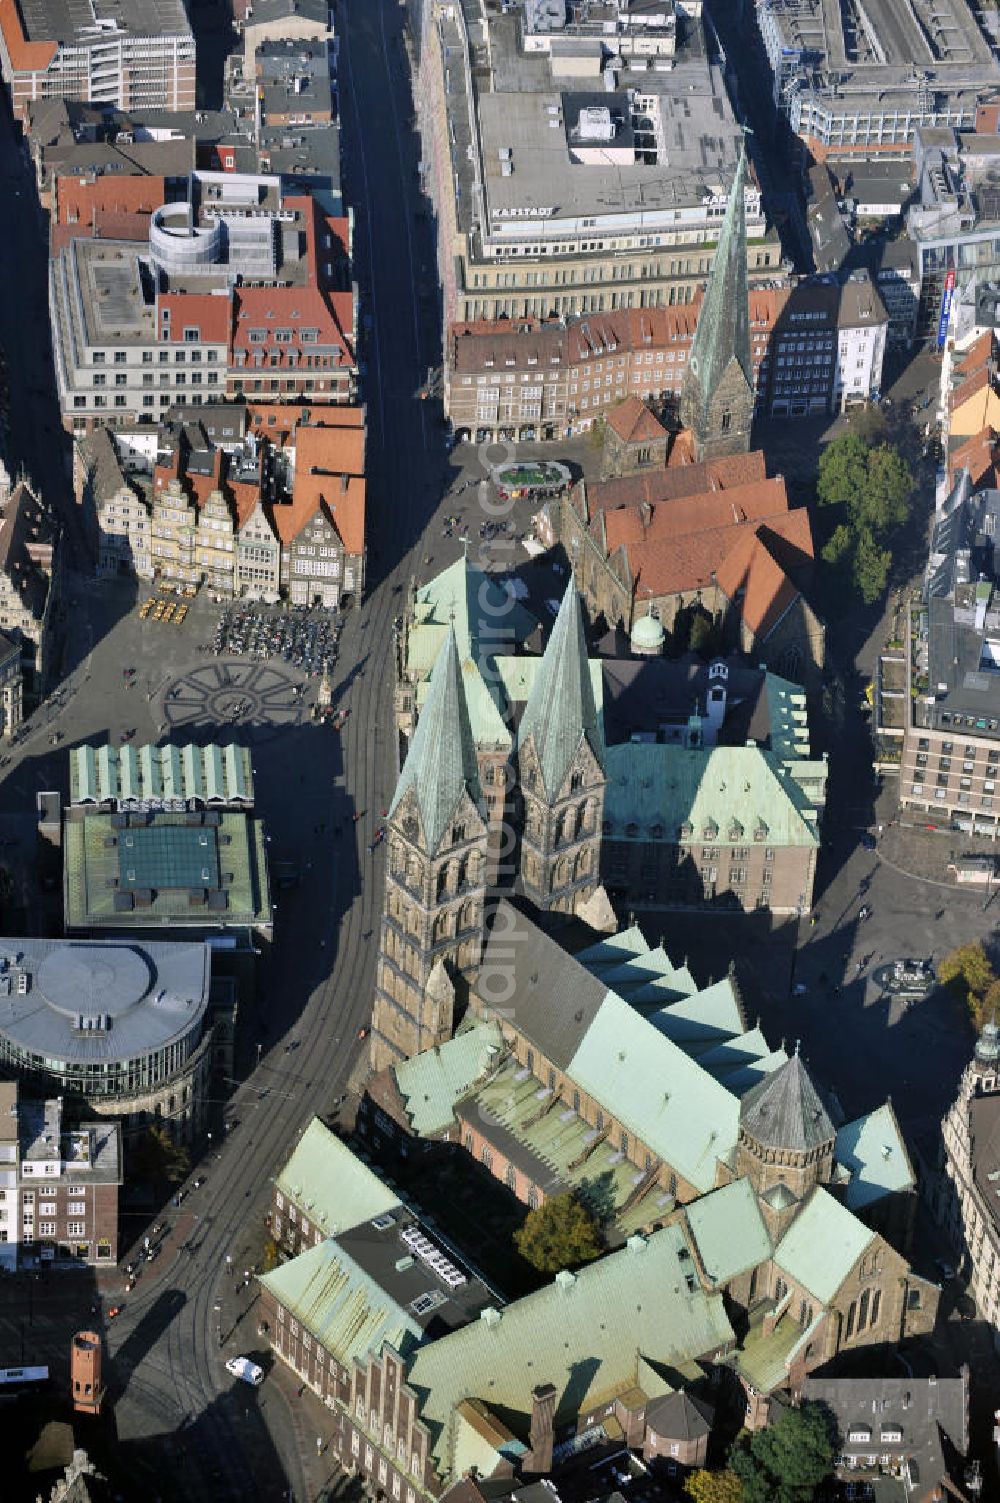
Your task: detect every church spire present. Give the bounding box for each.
[679,139,754,462]
[519,583,602,801]
[388,625,483,854]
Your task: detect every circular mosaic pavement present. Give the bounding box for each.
[159,660,307,743]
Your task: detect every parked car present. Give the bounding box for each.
[225,1355,264,1387]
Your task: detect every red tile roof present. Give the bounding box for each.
[601,477,790,555]
[50,210,154,252]
[950,364,993,416]
[605,395,667,445]
[714,512,815,637]
[949,426,1000,487]
[231,286,355,368]
[55,174,166,225]
[956,331,995,379]
[588,450,767,513]
[597,476,812,639]
[158,291,233,346]
[280,422,366,553]
[247,402,364,441]
[0,0,57,71]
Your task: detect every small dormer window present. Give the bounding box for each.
[703,821,718,840]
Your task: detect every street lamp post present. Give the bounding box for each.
[256,1042,263,1068]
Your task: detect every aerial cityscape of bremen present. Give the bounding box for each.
[1,0,1000,1498]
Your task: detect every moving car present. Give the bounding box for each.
[225,1355,264,1387]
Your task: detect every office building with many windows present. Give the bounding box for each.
[0,1082,122,1270]
[0,0,195,121]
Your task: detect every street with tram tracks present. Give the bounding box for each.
[0,0,449,1496]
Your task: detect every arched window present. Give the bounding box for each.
[505,1164,516,1191]
[858,1288,870,1332]
[480,1145,493,1171]
[870,1289,881,1328]
[774,1277,787,1302]
[527,1187,539,1210]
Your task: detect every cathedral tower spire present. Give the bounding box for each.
[371,627,489,1070]
[517,584,605,914]
[679,140,754,462]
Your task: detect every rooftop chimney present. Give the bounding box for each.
[524,1383,557,1475]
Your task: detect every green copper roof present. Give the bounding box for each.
[574,925,651,968]
[604,743,822,848]
[407,556,535,746]
[406,1226,733,1479]
[774,1187,875,1305]
[409,556,537,681]
[835,1103,915,1212]
[274,1118,399,1238]
[567,991,740,1194]
[389,627,485,854]
[518,585,604,799]
[394,1021,503,1137]
[685,142,753,404]
[258,1237,423,1368]
[645,980,745,1052]
[684,1178,772,1287]
[733,1309,812,1394]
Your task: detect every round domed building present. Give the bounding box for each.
[0,937,214,1142]
[630,609,666,657]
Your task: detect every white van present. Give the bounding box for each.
[225,1355,264,1387]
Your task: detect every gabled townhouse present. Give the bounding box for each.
[236,493,281,602]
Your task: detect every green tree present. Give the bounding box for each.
[820,523,852,566]
[815,434,913,606]
[729,1404,835,1503]
[684,1469,743,1503]
[261,1237,280,1273]
[816,433,870,509]
[131,1125,190,1187]
[688,609,720,659]
[513,1191,602,1273]
[855,445,913,536]
[939,941,997,1028]
[851,528,892,605]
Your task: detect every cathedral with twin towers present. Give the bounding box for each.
[371,142,765,1072]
